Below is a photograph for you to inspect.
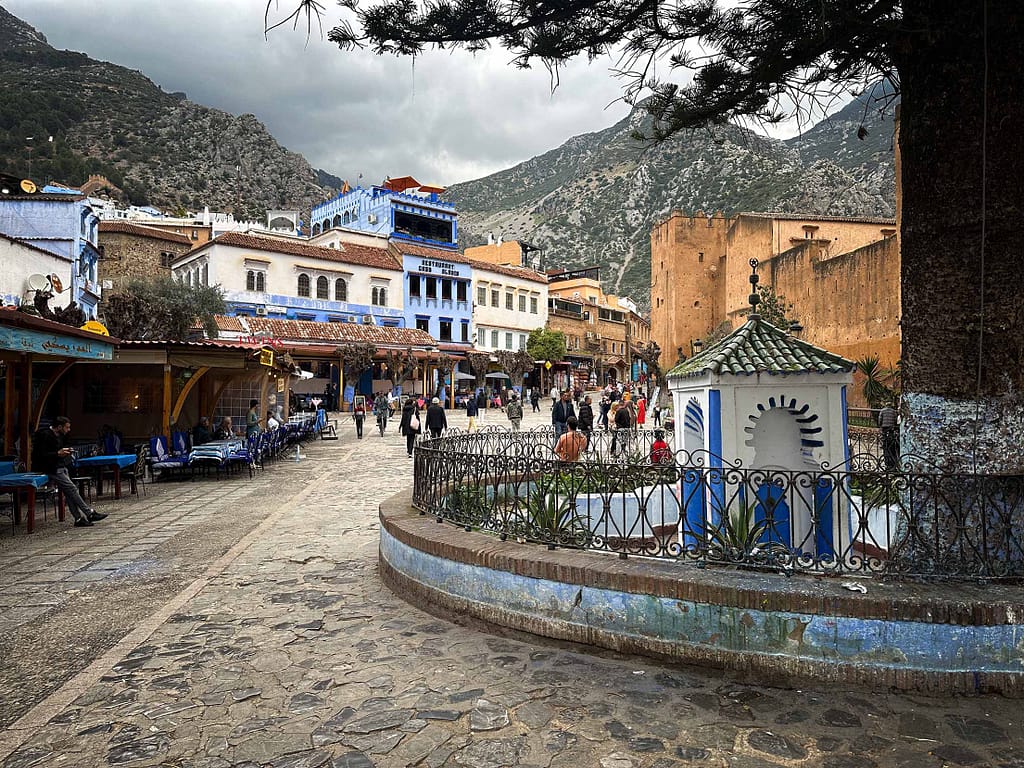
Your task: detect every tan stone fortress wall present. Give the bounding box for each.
[651,211,901,379]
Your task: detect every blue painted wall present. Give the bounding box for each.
[398,253,473,343]
[225,291,404,326]
[310,186,458,249]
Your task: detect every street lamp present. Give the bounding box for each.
[789,320,804,338]
[692,339,704,355]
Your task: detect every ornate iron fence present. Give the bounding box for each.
[411,427,1024,582]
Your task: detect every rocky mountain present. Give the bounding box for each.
[446,87,897,308]
[0,4,329,217]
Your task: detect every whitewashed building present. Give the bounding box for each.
[471,260,548,353]
[171,232,404,325]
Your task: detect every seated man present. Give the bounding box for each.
[192,416,213,446]
[215,416,234,440]
[554,416,588,462]
[31,416,106,528]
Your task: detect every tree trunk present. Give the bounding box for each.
[897,1,1024,472]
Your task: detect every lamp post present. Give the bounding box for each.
[692,338,704,355]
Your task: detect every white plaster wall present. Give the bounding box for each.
[0,238,73,308]
[173,243,403,309]
[473,269,548,339]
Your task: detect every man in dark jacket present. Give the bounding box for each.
[577,395,595,450]
[31,416,106,527]
[425,397,448,438]
[552,390,575,444]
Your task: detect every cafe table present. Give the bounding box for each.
[0,472,55,533]
[74,453,137,499]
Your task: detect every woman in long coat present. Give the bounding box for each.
[399,398,421,458]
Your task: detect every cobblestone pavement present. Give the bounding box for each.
[2,406,1023,767]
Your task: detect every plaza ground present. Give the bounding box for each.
[0,406,1021,768]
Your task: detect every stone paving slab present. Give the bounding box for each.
[1,407,1022,767]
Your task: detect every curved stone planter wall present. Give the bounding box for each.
[380,491,1024,696]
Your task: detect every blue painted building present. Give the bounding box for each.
[393,242,473,348]
[0,188,102,318]
[310,179,458,250]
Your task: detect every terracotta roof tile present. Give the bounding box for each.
[193,232,401,271]
[247,318,435,346]
[467,259,548,285]
[98,221,192,244]
[190,315,246,332]
[389,241,471,264]
[667,317,854,378]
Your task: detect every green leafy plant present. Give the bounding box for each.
[447,483,489,524]
[526,474,590,544]
[856,355,897,409]
[700,499,771,555]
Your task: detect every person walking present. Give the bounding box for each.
[399,398,421,457]
[611,398,634,456]
[506,393,523,431]
[878,401,899,470]
[552,390,575,444]
[598,395,611,432]
[466,393,479,432]
[373,393,389,436]
[530,389,540,413]
[577,394,594,447]
[425,397,447,439]
[31,417,106,527]
[352,397,366,439]
[549,385,559,407]
[636,395,647,428]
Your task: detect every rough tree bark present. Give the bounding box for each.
[897,1,1023,472]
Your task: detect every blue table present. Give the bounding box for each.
[0,461,17,476]
[0,472,54,533]
[75,454,137,498]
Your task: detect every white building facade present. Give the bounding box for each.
[471,261,549,353]
[171,232,404,325]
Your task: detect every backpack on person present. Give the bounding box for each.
[507,399,523,420]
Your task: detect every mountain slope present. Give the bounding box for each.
[446,91,896,307]
[0,4,327,216]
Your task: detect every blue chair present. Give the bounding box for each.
[150,436,189,479]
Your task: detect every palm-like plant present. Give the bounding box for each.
[856,355,896,409]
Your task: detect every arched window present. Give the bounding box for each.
[316,276,329,299]
[312,223,321,235]
[202,264,209,286]
[321,219,331,233]
[342,211,351,225]
[335,278,347,301]
[246,270,255,291]
[256,272,265,292]
[297,273,310,297]
[373,287,386,306]
[332,214,342,228]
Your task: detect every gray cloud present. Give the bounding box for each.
[5,0,632,188]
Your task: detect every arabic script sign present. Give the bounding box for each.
[0,326,114,360]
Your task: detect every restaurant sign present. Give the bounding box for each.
[259,349,275,367]
[0,326,113,360]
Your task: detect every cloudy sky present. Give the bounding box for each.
[6,0,648,187]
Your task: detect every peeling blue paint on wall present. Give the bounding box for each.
[380,528,1024,675]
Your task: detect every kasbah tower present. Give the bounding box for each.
[650,208,902,404]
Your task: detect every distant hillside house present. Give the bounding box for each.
[170,231,404,326]
[0,188,102,318]
[97,221,192,298]
[650,211,900,374]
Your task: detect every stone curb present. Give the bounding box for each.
[379,490,1024,696]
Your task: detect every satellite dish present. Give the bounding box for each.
[26,274,50,292]
[49,274,64,293]
[20,179,37,194]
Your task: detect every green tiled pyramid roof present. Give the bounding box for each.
[666,317,855,379]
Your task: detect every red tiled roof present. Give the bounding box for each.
[119,339,266,350]
[467,259,548,285]
[190,315,246,332]
[98,221,192,245]
[389,241,471,264]
[192,232,401,271]
[248,318,435,346]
